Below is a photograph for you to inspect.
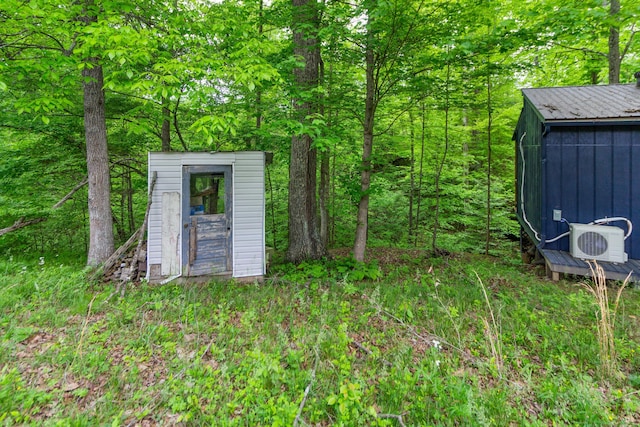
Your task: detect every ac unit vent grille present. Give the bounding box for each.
[569,223,627,263]
[577,231,608,256]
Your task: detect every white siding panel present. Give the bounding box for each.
[180,152,236,165]
[233,153,265,277]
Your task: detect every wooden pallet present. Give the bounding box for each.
[540,249,640,283]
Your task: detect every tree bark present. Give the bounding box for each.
[161,96,171,151]
[408,108,415,242]
[414,102,426,247]
[83,62,115,266]
[485,69,492,255]
[286,0,325,263]
[353,16,376,262]
[608,0,621,84]
[319,148,330,247]
[432,60,451,252]
[319,53,330,247]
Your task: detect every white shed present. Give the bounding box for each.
[146,151,265,281]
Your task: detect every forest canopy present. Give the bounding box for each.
[1,0,639,264]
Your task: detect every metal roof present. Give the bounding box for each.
[522,84,640,123]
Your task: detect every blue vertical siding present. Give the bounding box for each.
[577,129,595,218]
[593,128,613,219]
[632,139,640,258]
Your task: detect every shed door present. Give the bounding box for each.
[182,165,232,276]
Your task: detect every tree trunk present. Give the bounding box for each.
[83,62,114,266]
[320,149,330,247]
[319,53,330,247]
[485,70,492,255]
[161,96,171,151]
[608,0,620,84]
[286,0,325,263]
[431,60,450,252]
[253,0,264,149]
[414,102,426,247]
[353,22,376,262]
[408,108,415,242]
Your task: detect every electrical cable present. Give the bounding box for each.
[518,131,541,241]
[518,131,634,244]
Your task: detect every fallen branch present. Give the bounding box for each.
[133,171,158,282]
[94,172,157,287]
[1,176,88,237]
[378,413,407,427]
[0,217,46,237]
[117,172,157,296]
[115,172,158,298]
[363,293,475,363]
[293,346,320,427]
[95,172,158,290]
[52,176,88,209]
[92,224,142,285]
[351,339,393,367]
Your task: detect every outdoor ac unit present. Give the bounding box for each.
[569,223,628,263]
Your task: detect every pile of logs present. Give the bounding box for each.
[107,242,147,283]
[91,172,157,297]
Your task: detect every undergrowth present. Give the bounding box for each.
[1,252,639,425]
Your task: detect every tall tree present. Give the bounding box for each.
[287,0,326,262]
[82,59,114,265]
[608,0,621,84]
[527,0,639,85]
[0,0,116,265]
[352,0,445,261]
[80,1,114,265]
[352,2,376,262]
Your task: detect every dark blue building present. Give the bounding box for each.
[514,83,640,266]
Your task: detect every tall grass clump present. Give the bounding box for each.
[580,261,629,380]
[475,272,504,377]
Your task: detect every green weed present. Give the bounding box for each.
[0,253,639,425]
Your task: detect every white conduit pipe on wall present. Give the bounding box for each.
[518,131,633,244]
[518,131,542,241]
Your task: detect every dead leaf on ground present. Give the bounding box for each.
[62,381,80,392]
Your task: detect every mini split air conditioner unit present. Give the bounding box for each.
[569,223,628,263]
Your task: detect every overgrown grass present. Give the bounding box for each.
[1,251,639,425]
[580,262,630,381]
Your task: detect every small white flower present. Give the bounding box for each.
[432,340,441,350]
[435,360,441,367]
[38,257,45,266]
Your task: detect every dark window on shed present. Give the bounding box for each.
[190,173,225,215]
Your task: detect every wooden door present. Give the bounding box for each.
[182,165,232,276]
